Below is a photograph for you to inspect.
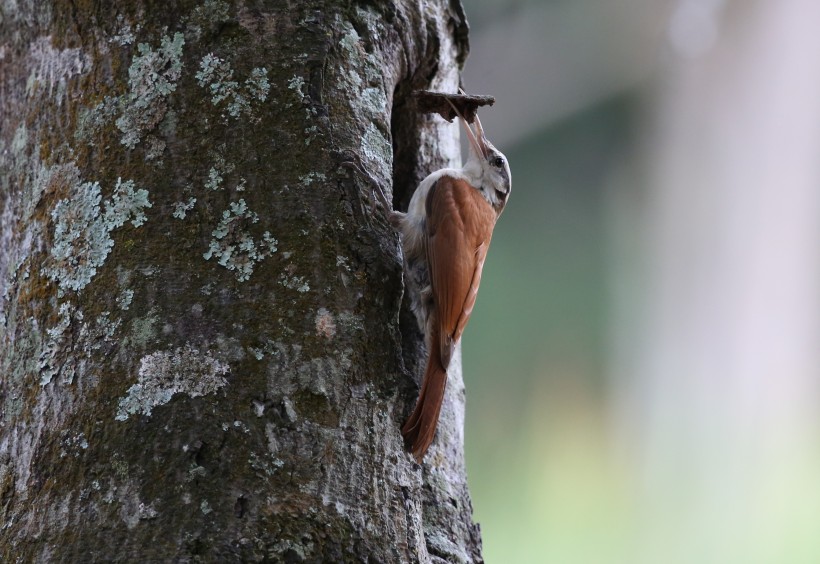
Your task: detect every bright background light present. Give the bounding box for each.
[460,1,820,562]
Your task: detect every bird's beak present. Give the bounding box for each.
[460,117,486,161]
[472,114,490,159]
[446,98,487,160]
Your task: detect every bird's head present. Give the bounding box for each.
[450,101,511,214]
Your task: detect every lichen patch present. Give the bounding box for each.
[44,174,151,295]
[115,344,229,421]
[195,54,270,120]
[116,288,134,310]
[104,178,152,229]
[116,32,185,149]
[110,14,138,46]
[360,123,391,167]
[172,197,197,219]
[203,199,278,282]
[38,304,121,386]
[298,172,326,186]
[38,302,74,385]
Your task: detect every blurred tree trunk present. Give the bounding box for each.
[0,1,482,561]
[611,0,820,560]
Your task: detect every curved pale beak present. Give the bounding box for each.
[472,114,490,158]
[446,98,488,160]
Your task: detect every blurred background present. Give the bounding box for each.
[459,1,820,562]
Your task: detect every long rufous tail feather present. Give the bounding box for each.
[401,328,448,461]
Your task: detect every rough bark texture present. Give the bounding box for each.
[0,1,481,561]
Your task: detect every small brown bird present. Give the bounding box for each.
[390,103,511,461]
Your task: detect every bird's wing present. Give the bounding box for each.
[425,176,497,369]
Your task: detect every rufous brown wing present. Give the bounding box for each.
[401,176,497,460]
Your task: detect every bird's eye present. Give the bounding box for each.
[491,156,504,168]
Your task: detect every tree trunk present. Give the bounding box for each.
[0,1,481,561]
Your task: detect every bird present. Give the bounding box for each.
[390,101,511,461]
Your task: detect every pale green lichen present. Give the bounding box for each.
[88,312,121,349]
[281,275,310,293]
[39,304,121,385]
[59,432,89,458]
[246,68,271,101]
[229,420,250,434]
[339,26,360,54]
[299,172,326,186]
[117,288,134,310]
[204,167,223,191]
[111,14,137,46]
[45,181,108,294]
[115,344,230,421]
[203,199,278,282]
[287,75,305,93]
[195,54,270,119]
[338,15,386,87]
[200,282,215,296]
[195,54,236,102]
[345,69,362,89]
[172,197,197,219]
[361,122,391,167]
[104,178,152,229]
[116,32,185,149]
[204,150,234,190]
[336,17,391,181]
[286,73,317,131]
[45,175,151,295]
[304,125,319,146]
[361,87,387,115]
[38,301,74,385]
[249,448,284,476]
[75,96,120,145]
[287,75,306,105]
[186,464,207,482]
[129,308,159,349]
[0,129,59,296]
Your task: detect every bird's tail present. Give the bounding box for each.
[401,329,448,462]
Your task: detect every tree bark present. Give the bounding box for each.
[0,1,481,561]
